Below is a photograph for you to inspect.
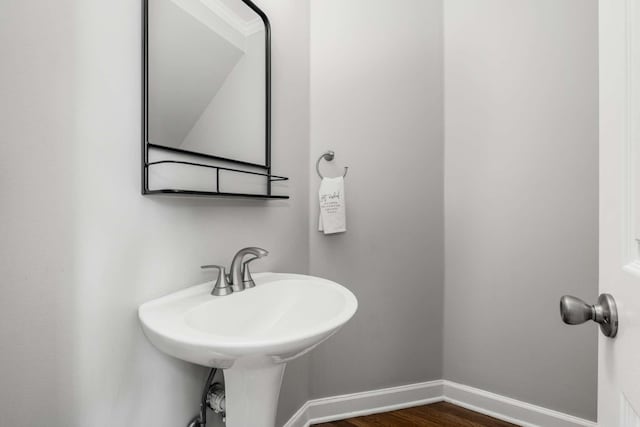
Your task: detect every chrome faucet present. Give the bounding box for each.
[201,247,268,296]
[229,247,268,291]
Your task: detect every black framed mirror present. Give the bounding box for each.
[142,0,288,198]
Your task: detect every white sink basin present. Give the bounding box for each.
[139,273,357,427]
[139,273,357,367]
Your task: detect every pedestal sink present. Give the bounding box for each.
[139,273,358,427]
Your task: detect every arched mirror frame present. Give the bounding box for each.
[141,0,288,198]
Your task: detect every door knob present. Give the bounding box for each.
[559,294,618,338]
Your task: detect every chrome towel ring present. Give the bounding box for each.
[316,150,348,179]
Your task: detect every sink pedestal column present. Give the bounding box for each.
[224,361,286,427]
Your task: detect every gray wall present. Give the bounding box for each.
[308,0,445,398]
[443,0,599,421]
[0,0,310,426]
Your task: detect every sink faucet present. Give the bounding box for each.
[229,247,268,292]
[202,247,269,296]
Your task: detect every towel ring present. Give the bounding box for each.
[316,150,349,179]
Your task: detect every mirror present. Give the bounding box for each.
[145,0,269,166]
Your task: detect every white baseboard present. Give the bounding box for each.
[443,381,596,427]
[282,380,597,427]
[283,380,444,427]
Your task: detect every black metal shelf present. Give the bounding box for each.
[147,143,269,169]
[145,190,289,199]
[144,160,289,199]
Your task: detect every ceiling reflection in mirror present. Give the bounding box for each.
[148,0,267,165]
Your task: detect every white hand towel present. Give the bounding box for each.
[318,176,346,234]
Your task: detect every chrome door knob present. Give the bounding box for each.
[559,293,618,338]
[560,296,594,324]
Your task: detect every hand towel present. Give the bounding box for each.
[318,176,346,234]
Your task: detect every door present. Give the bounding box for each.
[599,0,640,424]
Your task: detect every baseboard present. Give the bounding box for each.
[282,380,444,427]
[443,381,597,427]
[282,380,597,427]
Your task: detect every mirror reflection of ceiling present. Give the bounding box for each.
[175,0,263,49]
[148,0,266,164]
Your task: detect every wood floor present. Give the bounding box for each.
[312,402,518,427]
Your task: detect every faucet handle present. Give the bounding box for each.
[201,265,233,296]
[241,257,261,289]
